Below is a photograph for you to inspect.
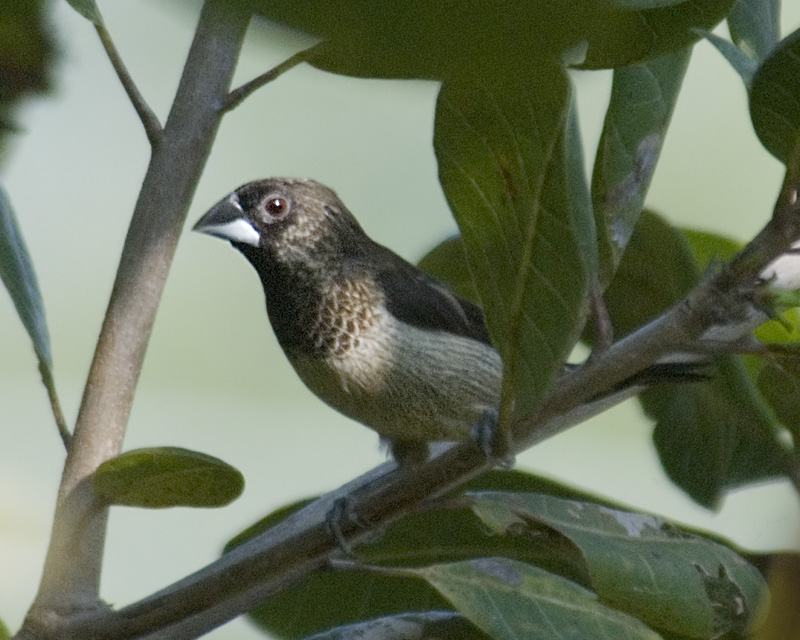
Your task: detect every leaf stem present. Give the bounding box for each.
[94,18,163,148]
[221,47,312,112]
[39,361,70,448]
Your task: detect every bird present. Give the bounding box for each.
[193,177,502,466]
[193,177,705,467]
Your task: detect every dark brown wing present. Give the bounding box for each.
[368,243,492,346]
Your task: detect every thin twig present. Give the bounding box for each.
[94,21,163,148]
[221,47,313,112]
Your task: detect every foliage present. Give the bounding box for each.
[1,0,799,638]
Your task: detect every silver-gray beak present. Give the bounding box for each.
[193,193,261,247]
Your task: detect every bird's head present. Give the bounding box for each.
[193,177,367,268]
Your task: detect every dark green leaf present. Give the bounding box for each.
[727,0,780,61]
[603,0,685,6]
[605,211,785,505]
[416,235,478,304]
[604,210,698,335]
[233,495,586,637]
[253,0,735,78]
[228,470,602,638]
[592,49,692,284]
[93,447,244,508]
[702,31,758,86]
[302,611,490,640]
[757,356,800,444]
[419,558,663,640]
[0,0,56,142]
[434,70,591,417]
[646,356,785,507]
[0,185,52,369]
[228,470,774,638]
[749,27,800,163]
[682,228,742,269]
[65,0,103,24]
[470,492,766,638]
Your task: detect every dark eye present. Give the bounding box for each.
[264,196,288,217]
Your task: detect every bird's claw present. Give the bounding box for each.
[470,408,514,468]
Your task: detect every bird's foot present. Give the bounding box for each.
[471,408,515,468]
[326,496,369,558]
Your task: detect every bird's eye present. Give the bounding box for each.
[264,196,289,217]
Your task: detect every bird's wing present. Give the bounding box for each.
[369,244,493,346]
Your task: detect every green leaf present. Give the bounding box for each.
[65,0,103,24]
[0,1,56,142]
[228,470,602,638]
[604,210,698,335]
[253,0,735,78]
[604,211,785,505]
[434,69,592,417]
[93,447,244,508]
[646,356,785,507]
[727,0,780,61]
[470,492,767,638]
[682,228,743,268]
[602,0,685,6]
[302,611,490,640]
[0,185,52,369]
[592,48,692,284]
[232,496,582,638]
[749,27,800,163]
[0,617,9,640]
[757,356,800,444]
[227,470,773,638]
[418,558,663,640]
[702,31,758,86]
[416,235,478,305]
[0,186,69,444]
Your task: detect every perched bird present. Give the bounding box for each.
[194,177,704,466]
[194,177,502,465]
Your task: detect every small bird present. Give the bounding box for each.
[194,177,502,466]
[194,178,705,466]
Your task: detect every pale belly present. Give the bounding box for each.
[289,318,502,442]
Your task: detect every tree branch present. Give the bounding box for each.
[19,0,250,634]
[49,182,800,637]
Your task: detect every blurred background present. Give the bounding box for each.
[1,1,799,637]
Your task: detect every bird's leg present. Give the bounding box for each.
[470,408,515,468]
[387,438,430,467]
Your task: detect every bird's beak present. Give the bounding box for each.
[193,193,261,247]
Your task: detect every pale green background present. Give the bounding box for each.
[2,2,799,638]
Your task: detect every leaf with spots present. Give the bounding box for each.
[728,0,780,61]
[470,491,767,638]
[417,557,663,640]
[592,47,691,285]
[302,611,490,640]
[434,68,593,418]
